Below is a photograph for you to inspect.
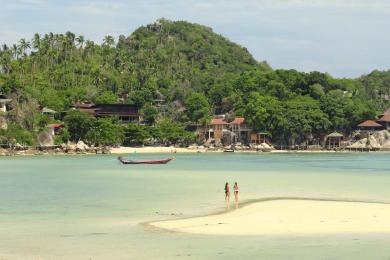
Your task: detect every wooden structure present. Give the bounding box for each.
[250,132,269,144]
[118,156,174,165]
[326,132,344,149]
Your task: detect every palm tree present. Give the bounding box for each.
[75,35,84,49]
[12,44,18,59]
[32,33,41,50]
[18,38,31,57]
[103,35,115,47]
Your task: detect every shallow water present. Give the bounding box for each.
[1,153,390,259]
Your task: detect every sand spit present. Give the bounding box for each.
[150,198,390,236]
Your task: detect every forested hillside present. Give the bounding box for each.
[359,70,390,111]
[0,19,386,146]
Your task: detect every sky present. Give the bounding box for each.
[1,0,390,78]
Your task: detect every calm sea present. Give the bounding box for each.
[1,153,390,259]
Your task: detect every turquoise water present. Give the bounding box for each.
[1,153,390,259]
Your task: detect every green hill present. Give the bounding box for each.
[0,19,384,146]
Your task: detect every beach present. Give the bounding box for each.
[151,198,390,236]
[110,146,207,154]
[110,146,347,154]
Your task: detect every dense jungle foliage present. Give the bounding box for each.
[0,19,389,145]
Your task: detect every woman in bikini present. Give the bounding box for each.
[224,182,230,209]
[233,182,239,208]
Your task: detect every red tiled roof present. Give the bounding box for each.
[357,120,382,128]
[378,114,390,122]
[210,118,228,125]
[384,107,390,115]
[230,117,245,125]
[47,123,64,128]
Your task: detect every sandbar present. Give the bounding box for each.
[150,198,390,235]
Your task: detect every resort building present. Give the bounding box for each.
[356,107,390,131]
[72,103,141,124]
[196,116,259,146]
[377,108,390,130]
[208,118,229,142]
[357,120,384,132]
[230,117,252,143]
[94,104,141,123]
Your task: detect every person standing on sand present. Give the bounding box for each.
[224,182,230,209]
[233,182,239,208]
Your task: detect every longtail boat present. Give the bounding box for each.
[117,156,175,165]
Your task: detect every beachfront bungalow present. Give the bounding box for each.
[230,117,252,143]
[250,132,269,145]
[325,132,344,149]
[208,118,229,142]
[377,108,390,130]
[357,120,384,132]
[0,96,11,113]
[47,123,64,136]
[71,103,141,124]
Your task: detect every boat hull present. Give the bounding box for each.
[118,157,174,165]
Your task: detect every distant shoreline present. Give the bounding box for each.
[1,145,388,156]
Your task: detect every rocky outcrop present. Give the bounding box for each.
[349,130,390,149]
[76,140,89,152]
[252,142,274,151]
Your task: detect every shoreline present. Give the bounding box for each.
[149,197,390,236]
[1,145,389,156]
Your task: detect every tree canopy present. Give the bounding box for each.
[0,19,384,146]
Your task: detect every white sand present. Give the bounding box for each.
[110,146,347,154]
[151,199,390,235]
[111,146,207,154]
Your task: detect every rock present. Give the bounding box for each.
[76,140,89,152]
[14,143,23,150]
[349,130,390,149]
[102,146,111,154]
[66,141,77,151]
[260,142,272,150]
[188,144,198,149]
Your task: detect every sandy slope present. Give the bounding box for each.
[150,199,390,235]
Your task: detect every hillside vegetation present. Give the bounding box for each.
[0,19,386,146]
